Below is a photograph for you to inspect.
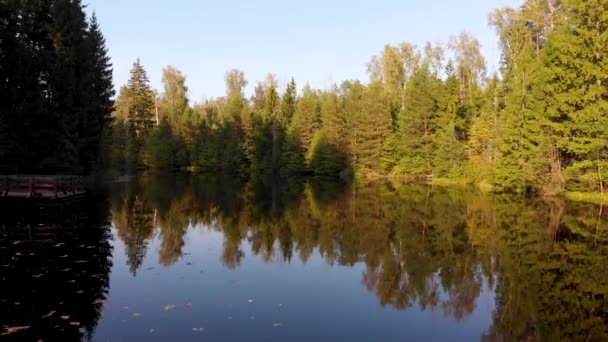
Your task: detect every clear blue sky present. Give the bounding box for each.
[85,0,522,102]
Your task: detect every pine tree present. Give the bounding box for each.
[490,6,548,193]
[82,12,114,172]
[357,81,392,176]
[392,63,437,178]
[126,59,155,135]
[432,62,465,177]
[542,0,608,193]
[280,78,297,126]
[290,85,320,159]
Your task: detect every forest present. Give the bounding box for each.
[1,0,607,195]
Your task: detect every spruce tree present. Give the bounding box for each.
[542,0,608,193]
[126,59,155,135]
[290,85,320,159]
[432,62,465,177]
[393,64,436,178]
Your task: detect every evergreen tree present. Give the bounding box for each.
[290,85,320,159]
[432,62,465,177]
[280,78,297,126]
[357,81,391,176]
[126,59,155,135]
[490,6,547,193]
[392,63,437,178]
[542,0,608,193]
[82,12,114,172]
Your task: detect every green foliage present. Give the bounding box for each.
[308,132,346,178]
[126,59,155,134]
[0,0,113,174]
[4,0,606,197]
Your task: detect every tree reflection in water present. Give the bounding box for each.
[109,175,608,341]
[0,192,113,341]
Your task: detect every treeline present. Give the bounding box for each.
[107,0,607,194]
[0,0,114,174]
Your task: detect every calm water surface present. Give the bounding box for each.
[1,176,608,341]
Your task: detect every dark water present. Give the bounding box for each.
[1,176,608,341]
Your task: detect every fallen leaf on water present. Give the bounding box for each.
[86,246,95,249]
[69,322,80,326]
[1,325,30,336]
[93,299,104,304]
[68,280,76,283]
[75,291,84,294]
[53,243,64,247]
[59,255,68,258]
[247,299,254,303]
[60,316,70,320]
[164,304,175,312]
[272,322,284,327]
[12,241,22,245]
[14,252,23,256]
[131,313,142,317]
[42,311,56,318]
[185,303,192,308]
[61,268,71,272]
[192,328,205,332]
[73,260,87,264]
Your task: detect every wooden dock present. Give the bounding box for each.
[0,175,85,201]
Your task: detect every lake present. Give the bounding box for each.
[1,175,607,341]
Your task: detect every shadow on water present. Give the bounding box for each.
[3,175,608,341]
[0,193,113,341]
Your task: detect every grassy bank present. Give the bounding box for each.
[565,192,608,205]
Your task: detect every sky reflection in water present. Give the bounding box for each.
[1,175,608,341]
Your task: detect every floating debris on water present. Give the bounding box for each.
[42,311,56,318]
[192,328,205,332]
[164,304,176,312]
[185,303,193,308]
[1,325,30,336]
[131,313,142,317]
[273,322,284,327]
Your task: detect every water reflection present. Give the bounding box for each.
[0,195,113,341]
[2,176,607,341]
[105,175,608,341]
